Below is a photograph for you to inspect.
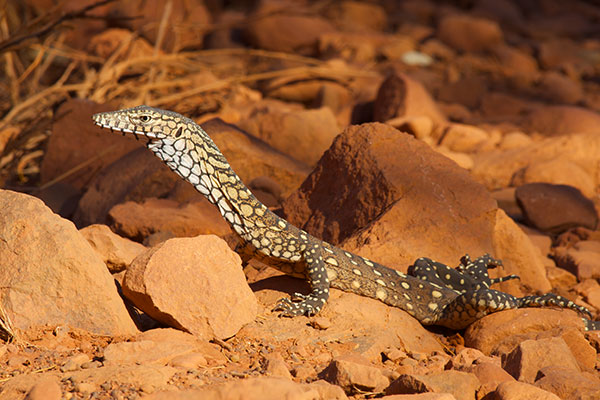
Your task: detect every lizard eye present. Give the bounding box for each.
[139,115,151,123]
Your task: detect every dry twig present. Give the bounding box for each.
[0,0,117,53]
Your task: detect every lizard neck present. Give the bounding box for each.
[146,125,271,241]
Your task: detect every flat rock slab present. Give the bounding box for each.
[0,190,137,335]
[145,377,347,400]
[494,381,561,400]
[103,328,226,366]
[464,308,586,356]
[386,370,480,400]
[123,235,258,339]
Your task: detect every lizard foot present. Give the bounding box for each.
[272,292,324,317]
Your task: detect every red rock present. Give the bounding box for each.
[437,14,503,52]
[472,132,600,192]
[79,224,146,273]
[524,105,600,136]
[0,190,137,335]
[502,337,580,383]
[472,0,524,27]
[575,278,600,310]
[546,264,578,289]
[24,376,62,400]
[439,123,490,153]
[324,1,387,32]
[479,92,538,123]
[123,235,257,339]
[60,353,91,372]
[518,224,551,257]
[534,366,600,400]
[437,75,488,110]
[498,131,533,150]
[553,246,600,281]
[538,39,588,70]
[558,327,597,370]
[169,352,207,369]
[470,361,514,397]
[144,377,347,400]
[381,394,456,400]
[385,370,480,400]
[238,107,340,166]
[373,72,447,128]
[89,28,154,59]
[264,353,292,379]
[108,198,231,242]
[40,99,142,190]
[108,0,211,51]
[323,357,390,394]
[515,183,598,233]
[449,347,492,370]
[492,44,539,80]
[536,71,584,105]
[494,381,561,400]
[420,38,455,60]
[464,308,587,356]
[510,159,595,199]
[243,12,335,54]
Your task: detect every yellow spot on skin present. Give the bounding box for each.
[401,282,410,290]
[327,269,338,281]
[406,303,413,310]
[376,289,387,300]
[352,269,362,276]
[364,259,374,267]
[227,187,238,200]
[376,279,386,286]
[278,220,286,229]
[428,303,438,311]
[325,257,339,266]
[431,290,443,298]
[351,280,361,289]
[240,203,253,217]
[373,269,382,276]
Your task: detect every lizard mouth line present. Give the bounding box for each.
[93,121,159,139]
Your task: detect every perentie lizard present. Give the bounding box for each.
[92,106,599,331]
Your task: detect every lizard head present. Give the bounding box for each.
[92,105,195,141]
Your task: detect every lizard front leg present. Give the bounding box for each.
[273,242,330,317]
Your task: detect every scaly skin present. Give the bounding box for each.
[92,105,599,330]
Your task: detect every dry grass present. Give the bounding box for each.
[0,1,375,188]
[0,303,17,343]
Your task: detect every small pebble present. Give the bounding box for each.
[81,360,102,369]
[75,382,95,394]
[310,317,331,330]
